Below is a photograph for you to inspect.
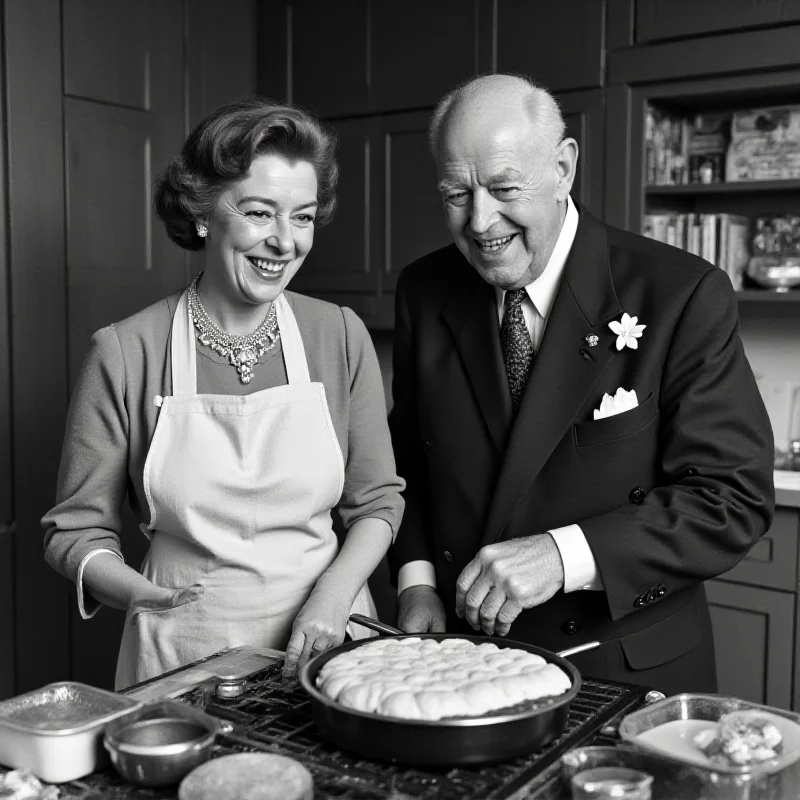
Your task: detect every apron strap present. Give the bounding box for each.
[275,294,311,385]
[170,288,197,397]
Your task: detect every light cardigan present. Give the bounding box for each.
[42,288,405,592]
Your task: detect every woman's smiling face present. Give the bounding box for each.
[203,153,318,310]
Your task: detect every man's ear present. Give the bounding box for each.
[554,137,579,202]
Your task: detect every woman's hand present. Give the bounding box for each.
[128,583,204,624]
[282,586,351,678]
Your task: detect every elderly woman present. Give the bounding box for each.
[42,97,404,690]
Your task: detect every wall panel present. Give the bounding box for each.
[63,0,150,109]
[5,0,71,693]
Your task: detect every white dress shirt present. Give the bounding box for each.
[398,196,603,596]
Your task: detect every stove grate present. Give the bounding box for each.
[51,664,648,799]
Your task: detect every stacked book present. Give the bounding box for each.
[642,213,750,289]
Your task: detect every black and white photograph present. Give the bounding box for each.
[1,1,800,797]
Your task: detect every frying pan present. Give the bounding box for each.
[298,615,599,766]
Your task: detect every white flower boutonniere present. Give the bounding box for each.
[609,312,646,351]
[594,388,639,420]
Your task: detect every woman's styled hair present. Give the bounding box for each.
[155,96,338,251]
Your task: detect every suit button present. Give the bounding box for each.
[629,486,645,504]
[687,467,698,477]
[561,620,581,635]
[443,550,454,562]
[645,589,656,603]
[633,594,646,608]
[655,585,667,598]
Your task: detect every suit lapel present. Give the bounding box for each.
[442,268,513,452]
[482,208,623,546]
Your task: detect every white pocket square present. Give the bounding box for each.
[594,388,638,420]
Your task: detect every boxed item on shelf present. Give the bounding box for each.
[726,105,800,182]
[688,112,729,184]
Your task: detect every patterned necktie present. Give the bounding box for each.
[500,288,535,412]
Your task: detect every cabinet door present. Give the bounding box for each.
[291,117,381,323]
[636,0,785,43]
[380,111,451,298]
[287,0,370,118]
[558,90,605,219]
[706,580,794,709]
[371,0,479,113]
[496,0,604,91]
[62,0,188,690]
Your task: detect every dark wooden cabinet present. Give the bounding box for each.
[288,0,370,118]
[558,89,606,219]
[294,111,450,330]
[371,1,480,113]
[708,507,800,711]
[636,0,787,44]
[260,0,485,118]
[496,0,605,91]
[291,116,380,323]
[380,111,450,296]
[707,578,794,710]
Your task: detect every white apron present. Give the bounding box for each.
[116,289,375,689]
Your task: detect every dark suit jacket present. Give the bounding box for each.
[387,204,775,695]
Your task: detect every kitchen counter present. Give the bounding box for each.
[775,469,800,508]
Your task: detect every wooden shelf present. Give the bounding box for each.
[646,179,800,196]
[737,290,800,303]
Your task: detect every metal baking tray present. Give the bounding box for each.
[617,693,800,800]
[0,682,141,783]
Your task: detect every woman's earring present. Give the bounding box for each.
[196,222,208,238]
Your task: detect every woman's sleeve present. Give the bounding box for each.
[41,325,130,602]
[337,308,405,539]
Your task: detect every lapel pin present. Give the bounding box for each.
[585,334,599,347]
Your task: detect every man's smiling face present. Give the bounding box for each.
[437,104,569,291]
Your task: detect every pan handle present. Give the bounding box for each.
[348,614,405,637]
[557,640,601,658]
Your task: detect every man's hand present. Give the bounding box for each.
[282,587,351,678]
[397,585,446,633]
[455,534,565,636]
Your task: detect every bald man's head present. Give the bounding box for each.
[429,74,566,159]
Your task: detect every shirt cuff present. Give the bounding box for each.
[76,549,124,619]
[548,525,604,592]
[397,560,437,596]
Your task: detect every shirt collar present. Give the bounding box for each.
[496,195,579,320]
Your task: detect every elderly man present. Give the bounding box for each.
[387,74,774,695]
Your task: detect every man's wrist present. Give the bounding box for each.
[397,560,437,595]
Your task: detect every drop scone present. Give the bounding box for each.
[178,753,313,800]
[316,637,572,721]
